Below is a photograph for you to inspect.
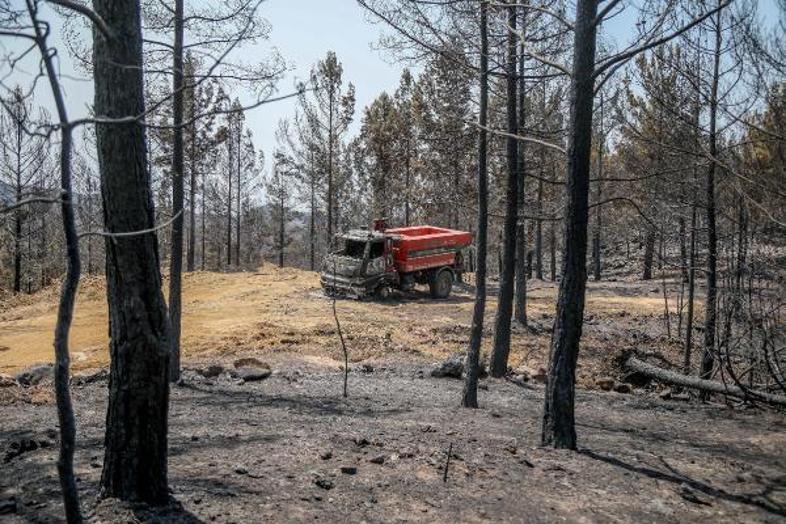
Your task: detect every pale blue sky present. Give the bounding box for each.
[0,0,781,174]
[246,0,403,161]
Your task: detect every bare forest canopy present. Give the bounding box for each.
[0,0,784,522]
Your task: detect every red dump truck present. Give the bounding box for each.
[320,220,472,299]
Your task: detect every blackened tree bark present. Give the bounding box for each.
[535,181,544,279]
[235,132,242,265]
[187,99,197,273]
[309,148,316,271]
[489,2,520,377]
[684,200,697,373]
[327,84,335,241]
[13,180,22,293]
[535,83,546,281]
[93,0,172,503]
[701,4,722,387]
[642,229,655,280]
[168,0,184,383]
[226,137,233,266]
[28,2,82,519]
[678,216,688,282]
[541,0,598,449]
[592,93,603,282]
[278,186,285,268]
[201,169,206,270]
[11,105,24,294]
[462,0,489,409]
[514,6,528,327]
[549,212,556,281]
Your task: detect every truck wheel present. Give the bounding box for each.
[375,286,391,300]
[430,270,453,299]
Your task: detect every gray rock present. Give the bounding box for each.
[430,353,465,379]
[198,365,224,378]
[233,357,269,369]
[320,449,333,460]
[614,383,632,394]
[15,364,53,386]
[231,366,272,382]
[369,455,385,465]
[4,435,52,463]
[314,476,334,490]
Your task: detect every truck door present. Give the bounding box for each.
[385,238,395,272]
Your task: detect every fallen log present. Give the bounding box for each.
[625,355,786,407]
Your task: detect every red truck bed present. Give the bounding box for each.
[386,226,472,273]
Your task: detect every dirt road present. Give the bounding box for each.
[0,268,687,385]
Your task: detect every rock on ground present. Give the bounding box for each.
[431,353,488,379]
[14,365,53,387]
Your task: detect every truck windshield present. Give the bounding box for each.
[342,239,366,258]
[369,241,384,258]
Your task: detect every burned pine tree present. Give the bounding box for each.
[463,0,490,409]
[541,0,599,449]
[489,1,521,378]
[542,0,730,449]
[92,0,172,503]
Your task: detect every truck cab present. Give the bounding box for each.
[320,230,396,299]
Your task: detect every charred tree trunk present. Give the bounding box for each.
[535,84,545,281]
[187,112,197,272]
[200,170,206,271]
[679,216,688,283]
[541,0,598,450]
[327,89,335,242]
[514,8,528,327]
[86,176,94,275]
[684,201,697,373]
[278,193,285,268]
[94,0,172,503]
[701,5,722,387]
[13,120,23,294]
[550,215,557,281]
[462,0,489,409]
[235,133,241,266]
[31,2,83,518]
[489,3,520,377]
[626,355,786,406]
[592,93,603,282]
[13,194,22,293]
[309,150,316,271]
[535,179,544,280]
[405,138,411,226]
[642,229,655,280]
[168,0,185,383]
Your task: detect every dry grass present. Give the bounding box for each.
[0,267,692,387]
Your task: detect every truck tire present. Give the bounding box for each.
[429,270,453,299]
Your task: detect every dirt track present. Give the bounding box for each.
[1,360,784,523]
[0,267,688,389]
